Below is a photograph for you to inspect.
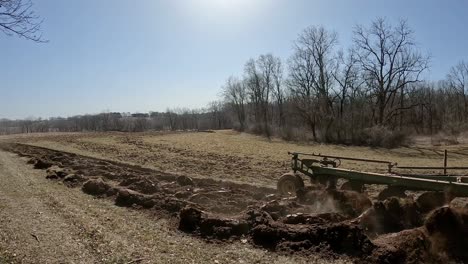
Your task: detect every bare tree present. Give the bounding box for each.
[223,76,247,130]
[244,56,274,135]
[165,109,178,131]
[208,101,229,129]
[190,109,200,130]
[257,54,283,135]
[257,54,274,128]
[0,0,46,42]
[270,56,285,127]
[333,50,359,119]
[288,41,318,140]
[244,58,263,125]
[332,49,362,140]
[133,117,148,132]
[447,60,468,121]
[288,25,338,141]
[353,18,429,125]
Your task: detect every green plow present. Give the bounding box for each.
[277,151,468,198]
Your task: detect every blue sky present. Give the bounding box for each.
[1,0,468,119]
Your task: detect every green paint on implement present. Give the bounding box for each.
[288,152,468,197]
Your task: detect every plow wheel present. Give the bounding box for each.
[378,186,407,200]
[277,173,304,195]
[341,180,364,193]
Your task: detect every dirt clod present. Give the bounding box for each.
[46,165,69,179]
[282,212,347,225]
[82,179,111,196]
[378,186,407,200]
[179,206,249,239]
[416,192,448,213]
[45,172,59,179]
[359,197,422,235]
[251,221,374,256]
[115,188,152,207]
[176,175,194,186]
[63,174,80,182]
[424,206,468,262]
[33,159,52,169]
[179,206,203,232]
[127,178,159,194]
[371,228,429,264]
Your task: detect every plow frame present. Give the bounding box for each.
[286,151,468,197]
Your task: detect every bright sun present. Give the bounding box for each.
[201,0,248,8]
[180,0,266,25]
[194,0,258,13]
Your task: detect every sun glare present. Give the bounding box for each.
[178,0,267,27]
[190,0,261,15]
[199,0,250,9]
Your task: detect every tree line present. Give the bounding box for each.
[221,18,468,147]
[0,107,231,135]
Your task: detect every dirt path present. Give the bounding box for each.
[0,150,341,264]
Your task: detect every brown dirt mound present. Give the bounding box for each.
[179,206,249,240]
[416,192,448,213]
[370,207,468,263]
[118,177,141,186]
[371,228,431,264]
[282,212,348,225]
[119,177,160,194]
[259,200,302,220]
[62,174,85,187]
[46,165,69,178]
[358,197,423,236]
[33,159,53,169]
[114,187,192,215]
[186,189,260,215]
[328,189,372,216]
[82,179,112,196]
[257,199,354,224]
[377,186,406,200]
[45,171,59,179]
[251,221,374,257]
[176,175,194,186]
[424,206,468,263]
[179,205,374,258]
[115,188,156,208]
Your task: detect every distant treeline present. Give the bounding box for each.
[0,106,231,134]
